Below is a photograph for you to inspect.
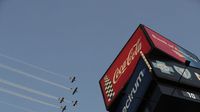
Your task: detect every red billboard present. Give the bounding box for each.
[144,26,200,69]
[144,26,186,63]
[100,24,200,110]
[99,26,151,109]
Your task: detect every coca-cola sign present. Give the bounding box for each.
[99,26,151,109]
[113,38,142,84]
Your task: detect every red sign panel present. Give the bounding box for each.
[99,26,151,109]
[144,26,186,63]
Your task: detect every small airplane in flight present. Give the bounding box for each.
[60,105,66,112]
[69,76,76,83]
[58,97,65,103]
[72,100,78,107]
[72,87,78,95]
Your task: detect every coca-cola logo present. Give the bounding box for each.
[113,38,142,84]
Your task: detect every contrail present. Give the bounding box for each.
[0,101,38,112]
[0,63,72,91]
[0,78,71,103]
[0,88,59,108]
[0,53,66,78]
[0,78,57,99]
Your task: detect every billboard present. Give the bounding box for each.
[144,26,200,69]
[99,24,200,110]
[99,26,152,109]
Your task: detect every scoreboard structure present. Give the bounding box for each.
[99,24,200,112]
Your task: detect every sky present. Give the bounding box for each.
[0,0,200,112]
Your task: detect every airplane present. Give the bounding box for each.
[60,105,66,112]
[69,76,76,83]
[72,100,78,107]
[72,87,78,95]
[58,97,65,103]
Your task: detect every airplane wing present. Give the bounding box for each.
[72,87,78,95]
[61,105,66,112]
[70,76,76,83]
[58,97,64,103]
[73,100,78,107]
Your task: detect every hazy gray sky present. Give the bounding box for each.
[0,0,200,112]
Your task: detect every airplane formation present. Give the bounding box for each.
[58,76,78,112]
[0,53,79,112]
